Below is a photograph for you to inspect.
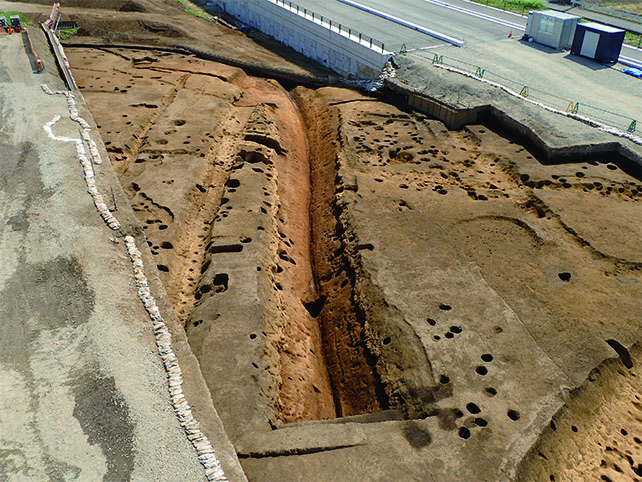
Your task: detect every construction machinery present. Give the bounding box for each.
[10,15,22,32]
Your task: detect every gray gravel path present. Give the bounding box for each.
[0,28,243,482]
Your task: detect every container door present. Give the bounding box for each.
[580,31,600,58]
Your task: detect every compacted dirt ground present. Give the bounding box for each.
[10,0,642,479]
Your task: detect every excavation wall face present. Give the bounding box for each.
[207,0,391,78]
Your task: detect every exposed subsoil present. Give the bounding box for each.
[58,1,642,479]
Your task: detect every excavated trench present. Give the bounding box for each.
[68,45,642,480]
[181,83,402,425]
[70,46,432,431]
[73,45,410,429]
[296,89,390,418]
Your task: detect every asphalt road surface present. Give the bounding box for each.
[283,0,447,51]
[286,0,641,129]
[290,0,642,62]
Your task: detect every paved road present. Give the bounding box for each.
[291,0,642,61]
[284,0,446,51]
[284,0,641,128]
[0,28,242,482]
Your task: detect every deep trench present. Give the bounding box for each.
[94,44,642,427]
[180,79,395,425]
[299,90,391,418]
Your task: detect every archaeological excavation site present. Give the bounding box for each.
[2,0,641,481]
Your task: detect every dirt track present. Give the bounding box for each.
[3,0,642,480]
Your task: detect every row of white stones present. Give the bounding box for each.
[42,84,228,482]
[124,236,227,482]
[42,85,120,230]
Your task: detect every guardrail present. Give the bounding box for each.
[41,2,77,90]
[429,54,638,133]
[42,23,77,89]
[270,0,388,53]
[339,0,465,47]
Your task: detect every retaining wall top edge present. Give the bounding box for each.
[263,0,392,55]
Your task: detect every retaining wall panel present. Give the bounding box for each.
[212,0,389,78]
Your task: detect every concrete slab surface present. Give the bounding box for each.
[268,0,641,130]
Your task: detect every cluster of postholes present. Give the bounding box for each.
[42,84,227,481]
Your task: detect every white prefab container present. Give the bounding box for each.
[525,10,581,50]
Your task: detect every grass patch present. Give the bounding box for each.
[625,31,642,48]
[0,11,34,27]
[185,7,209,19]
[595,0,642,16]
[58,27,79,40]
[468,0,545,15]
[175,0,212,20]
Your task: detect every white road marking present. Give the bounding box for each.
[338,0,465,46]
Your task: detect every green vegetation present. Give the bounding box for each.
[596,0,642,16]
[185,8,210,19]
[175,0,212,20]
[624,31,642,48]
[468,0,545,15]
[0,11,34,27]
[58,27,79,40]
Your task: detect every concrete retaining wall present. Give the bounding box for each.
[384,80,642,174]
[386,82,482,129]
[207,0,392,78]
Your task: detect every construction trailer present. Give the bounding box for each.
[571,22,625,63]
[524,10,580,50]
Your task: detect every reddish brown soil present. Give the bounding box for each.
[67,46,337,426]
[293,87,392,417]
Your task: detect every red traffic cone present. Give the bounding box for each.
[508,30,513,38]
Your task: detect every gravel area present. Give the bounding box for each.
[0,27,243,482]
